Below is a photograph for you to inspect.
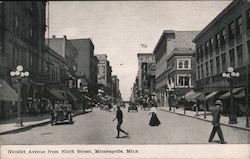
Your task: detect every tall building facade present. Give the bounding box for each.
[70,39,98,97]
[137,53,156,97]
[153,30,199,107]
[193,1,250,113]
[96,54,112,95]
[46,35,78,89]
[0,1,46,119]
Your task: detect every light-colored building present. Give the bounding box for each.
[153,30,199,107]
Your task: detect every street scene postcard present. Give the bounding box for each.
[0,1,250,159]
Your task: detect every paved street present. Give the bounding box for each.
[1,106,249,145]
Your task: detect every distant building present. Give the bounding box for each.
[96,54,112,95]
[153,30,199,107]
[70,39,98,97]
[112,75,121,100]
[46,35,78,89]
[137,53,156,97]
[193,1,250,113]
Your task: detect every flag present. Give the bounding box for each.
[141,43,148,48]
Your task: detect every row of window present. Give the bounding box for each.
[197,42,247,80]
[196,9,250,63]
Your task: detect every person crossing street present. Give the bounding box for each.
[113,106,128,138]
[208,100,227,144]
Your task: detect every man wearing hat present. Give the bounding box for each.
[208,100,226,144]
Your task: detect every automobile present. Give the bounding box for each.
[128,102,138,112]
[50,103,73,126]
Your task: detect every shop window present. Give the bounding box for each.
[236,16,242,36]
[229,49,235,68]
[237,45,243,67]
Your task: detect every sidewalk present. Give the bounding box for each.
[160,107,250,131]
[0,109,89,135]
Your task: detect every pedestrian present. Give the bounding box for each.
[113,106,128,138]
[208,100,226,144]
[148,106,161,126]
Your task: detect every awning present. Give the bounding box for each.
[66,90,78,101]
[0,79,18,101]
[184,90,202,101]
[84,95,92,101]
[205,91,219,100]
[47,89,66,100]
[219,87,244,99]
[234,89,245,98]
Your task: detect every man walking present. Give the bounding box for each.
[208,100,226,144]
[113,106,128,138]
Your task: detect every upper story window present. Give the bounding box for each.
[216,56,220,74]
[209,38,214,54]
[247,9,250,29]
[229,49,235,68]
[210,59,214,76]
[177,58,191,70]
[205,41,209,59]
[205,61,209,77]
[220,28,226,46]
[177,74,191,87]
[221,53,226,72]
[228,21,235,40]
[237,45,243,67]
[215,33,220,53]
[200,45,204,61]
[236,16,242,36]
[196,47,200,63]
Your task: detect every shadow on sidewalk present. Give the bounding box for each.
[0,114,50,125]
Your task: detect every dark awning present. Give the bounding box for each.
[47,89,66,100]
[234,89,245,98]
[219,87,244,99]
[66,90,78,101]
[0,79,18,101]
[205,91,219,100]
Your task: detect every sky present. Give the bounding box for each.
[47,1,231,101]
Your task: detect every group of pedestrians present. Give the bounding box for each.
[112,100,226,144]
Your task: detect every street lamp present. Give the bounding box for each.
[10,65,29,127]
[222,67,240,124]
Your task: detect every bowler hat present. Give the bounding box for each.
[215,100,222,105]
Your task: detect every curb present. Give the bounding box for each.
[0,111,89,136]
[160,109,250,131]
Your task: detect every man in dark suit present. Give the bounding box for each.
[208,100,226,144]
[113,106,128,138]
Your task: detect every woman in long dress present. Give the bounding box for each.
[149,106,161,126]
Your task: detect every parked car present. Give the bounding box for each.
[50,103,73,126]
[128,102,138,112]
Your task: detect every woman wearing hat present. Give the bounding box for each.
[148,106,161,126]
[208,100,226,144]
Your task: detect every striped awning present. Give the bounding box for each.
[0,79,18,101]
[205,91,219,100]
[219,87,244,99]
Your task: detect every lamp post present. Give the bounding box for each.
[10,65,29,127]
[222,67,240,124]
